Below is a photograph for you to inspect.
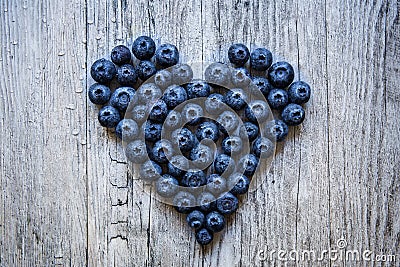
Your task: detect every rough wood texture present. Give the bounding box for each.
[1,0,399,266]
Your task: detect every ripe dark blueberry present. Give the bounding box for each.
[228,43,250,67]
[265,119,289,142]
[217,111,240,135]
[167,155,189,177]
[186,80,211,99]
[190,144,214,169]
[171,64,193,84]
[115,119,139,141]
[231,67,251,87]
[163,110,182,130]
[156,174,179,198]
[136,60,157,81]
[132,36,156,60]
[111,45,132,65]
[205,93,225,115]
[221,136,243,156]
[187,210,205,229]
[206,174,227,196]
[205,211,225,233]
[216,192,239,215]
[90,58,117,84]
[149,99,168,122]
[139,160,162,182]
[144,120,162,142]
[245,100,270,123]
[163,85,188,109]
[281,103,305,126]
[251,76,274,97]
[155,43,179,68]
[151,139,175,164]
[129,104,149,124]
[267,61,295,88]
[181,103,203,125]
[98,105,121,128]
[252,137,274,159]
[224,88,248,110]
[182,169,207,188]
[117,64,138,86]
[267,88,289,110]
[250,48,273,71]
[214,154,235,177]
[125,140,148,164]
[137,83,162,104]
[109,87,136,112]
[239,122,259,142]
[154,70,173,89]
[195,228,213,245]
[288,81,311,104]
[197,192,217,212]
[228,173,250,195]
[195,121,220,142]
[171,127,197,152]
[88,83,111,105]
[204,62,231,85]
[237,154,259,177]
[173,191,196,214]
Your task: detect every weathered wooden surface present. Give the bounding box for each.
[0,0,399,266]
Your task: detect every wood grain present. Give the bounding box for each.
[0,0,399,266]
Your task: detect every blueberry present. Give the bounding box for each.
[190,144,214,169]
[206,174,227,196]
[288,81,311,104]
[267,88,289,110]
[151,139,175,164]
[204,62,231,85]
[167,155,189,177]
[125,140,148,163]
[250,48,273,71]
[163,85,188,109]
[155,43,179,68]
[224,88,248,110]
[231,67,251,87]
[267,61,295,88]
[205,211,225,233]
[98,105,121,128]
[197,192,217,212]
[252,137,274,159]
[111,45,132,65]
[163,110,182,130]
[182,169,206,188]
[171,127,197,152]
[251,76,274,97]
[245,100,270,123]
[228,173,250,195]
[221,136,243,156]
[144,120,162,142]
[281,103,305,126]
[154,69,173,89]
[117,64,138,86]
[137,83,162,104]
[90,58,117,84]
[187,210,205,229]
[171,64,193,84]
[216,192,239,215]
[149,99,168,122]
[195,228,213,245]
[237,154,259,177]
[173,191,196,213]
[88,83,111,105]
[186,80,211,99]
[214,154,235,177]
[265,119,289,142]
[129,104,149,124]
[115,119,139,141]
[156,174,179,198]
[195,121,220,142]
[228,43,250,67]
[239,122,259,142]
[205,93,225,115]
[136,60,157,81]
[109,87,136,112]
[217,111,240,134]
[181,103,203,125]
[132,36,156,60]
[139,160,162,182]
